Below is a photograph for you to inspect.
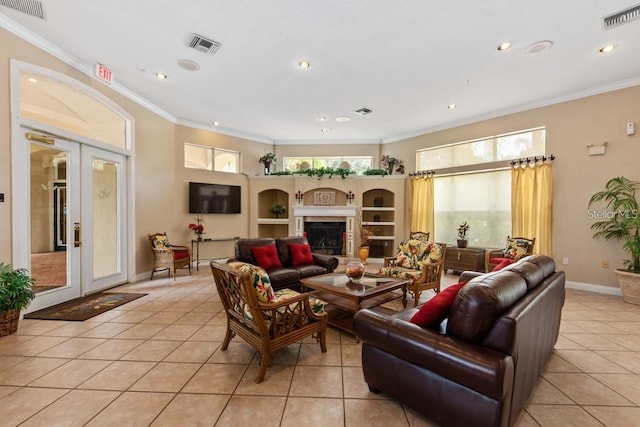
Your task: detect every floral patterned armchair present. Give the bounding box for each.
[486,236,536,272]
[210,260,327,383]
[148,232,192,280]
[378,239,446,307]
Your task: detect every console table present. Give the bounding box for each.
[444,247,486,274]
[191,237,239,270]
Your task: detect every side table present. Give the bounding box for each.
[191,237,239,270]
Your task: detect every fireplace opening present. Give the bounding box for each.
[305,221,346,255]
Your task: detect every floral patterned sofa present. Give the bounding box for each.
[378,238,446,306]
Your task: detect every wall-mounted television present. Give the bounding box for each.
[189,182,241,214]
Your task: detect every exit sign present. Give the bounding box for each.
[95,63,113,83]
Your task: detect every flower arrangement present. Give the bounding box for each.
[360,227,373,247]
[380,155,405,175]
[188,214,205,239]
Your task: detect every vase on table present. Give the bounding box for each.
[358,246,370,264]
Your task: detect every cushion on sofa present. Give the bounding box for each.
[251,244,282,270]
[447,271,527,343]
[491,258,514,271]
[289,243,314,266]
[410,281,467,327]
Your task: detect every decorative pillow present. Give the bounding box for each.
[227,261,275,303]
[491,258,514,271]
[395,239,430,269]
[289,243,314,266]
[409,281,467,327]
[251,244,282,270]
[152,234,170,249]
[503,238,532,260]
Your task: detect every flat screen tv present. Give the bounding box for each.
[189,182,241,214]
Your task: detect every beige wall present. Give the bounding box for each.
[387,85,640,288]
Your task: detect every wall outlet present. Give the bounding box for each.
[602,261,609,268]
[627,122,635,136]
[562,257,569,265]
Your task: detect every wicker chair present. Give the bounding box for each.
[379,240,447,307]
[210,260,327,383]
[486,236,536,272]
[148,232,192,280]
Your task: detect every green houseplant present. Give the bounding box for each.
[269,204,286,218]
[588,176,640,304]
[457,222,470,248]
[259,153,277,175]
[0,262,36,336]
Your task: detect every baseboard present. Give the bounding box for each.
[565,280,622,297]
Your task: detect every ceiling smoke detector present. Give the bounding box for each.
[187,33,222,55]
[0,0,45,19]
[178,59,200,71]
[602,3,640,30]
[353,107,375,116]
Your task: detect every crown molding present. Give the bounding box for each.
[175,119,273,144]
[274,138,381,145]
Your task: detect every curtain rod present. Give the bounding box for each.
[509,154,556,166]
[408,169,436,177]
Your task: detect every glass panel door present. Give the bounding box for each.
[82,146,127,293]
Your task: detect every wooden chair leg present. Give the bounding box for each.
[319,328,327,353]
[413,288,421,307]
[255,353,270,383]
[221,327,233,351]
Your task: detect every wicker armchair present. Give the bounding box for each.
[379,240,446,307]
[486,236,536,272]
[148,232,192,280]
[210,260,327,383]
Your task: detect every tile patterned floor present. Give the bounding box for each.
[0,265,639,426]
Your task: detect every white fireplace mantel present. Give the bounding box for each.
[293,205,357,217]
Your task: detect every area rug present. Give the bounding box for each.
[24,292,147,321]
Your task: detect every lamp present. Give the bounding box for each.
[346,191,355,204]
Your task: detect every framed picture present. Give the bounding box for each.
[314,191,335,205]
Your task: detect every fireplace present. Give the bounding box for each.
[305,221,346,255]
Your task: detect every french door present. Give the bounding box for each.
[17,129,127,312]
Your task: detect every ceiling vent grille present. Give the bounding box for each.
[187,33,222,55]
[353,107,375,116]
[0,0,45,19]
[602,3,640,30]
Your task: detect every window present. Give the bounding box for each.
[417,128,545,248]
[184,143,239,173]
[283,156,372,175]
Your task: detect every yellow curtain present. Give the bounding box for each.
[410,175,434,238]
[511,162,553,256]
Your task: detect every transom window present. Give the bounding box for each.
[184,143,240,173]
[283,156,372,175]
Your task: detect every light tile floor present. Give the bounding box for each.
[1,265,639,426]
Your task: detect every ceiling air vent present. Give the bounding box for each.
[602,3,640,30]
[353,107,375,116]
[0,0,45,19]
[187,33,222,55]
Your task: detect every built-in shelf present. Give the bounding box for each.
[257,218,289,224]
[362,207,395,211]
[369,236,395,240]
[362,221,395,226]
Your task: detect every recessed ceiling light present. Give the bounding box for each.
[211,121,219,126]
[599,44,617,53]
[27,77,38,83]
[320,128,329,133]
[154,72,168,80]
[178,59,200,71]
[447,104,457,110]
[336,116,350,122]
[317,116,327,121]
[497,42,512,51]
[525,40,554,54]
[297,59,311,69]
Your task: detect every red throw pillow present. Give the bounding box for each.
[492,258,514,271]
[251,244,282,270]
[409,281,467,327]
[289,243,314,266]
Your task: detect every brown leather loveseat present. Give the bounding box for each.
[353,255,565,427]
[233,236,339,291]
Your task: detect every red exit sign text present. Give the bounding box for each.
[95,64,113,84]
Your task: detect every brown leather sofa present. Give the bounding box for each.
[233,236,339,291]
[353,255,565,427]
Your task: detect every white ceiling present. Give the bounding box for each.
[2,0,640,143]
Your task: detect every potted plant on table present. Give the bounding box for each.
[457,222,470,248]
[588,176,640,304]
[0,262,35,337]
[259,153,277,175]
[188,214,205,240]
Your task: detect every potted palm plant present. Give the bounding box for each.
[0,262,36,336]
[588,176,640,304]
[269,204,286,218]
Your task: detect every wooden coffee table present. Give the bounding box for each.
[300,272,409,336]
